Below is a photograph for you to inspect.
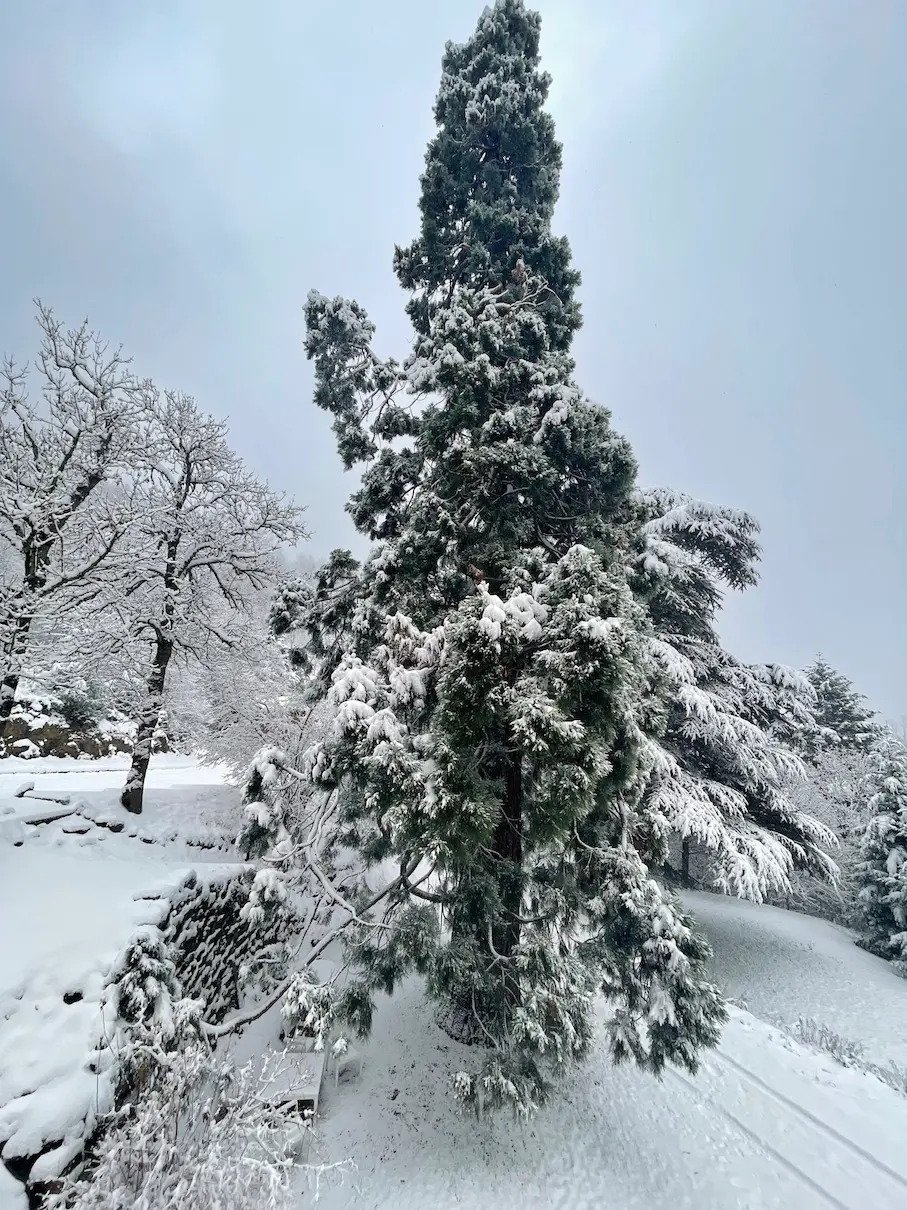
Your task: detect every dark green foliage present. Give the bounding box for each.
[288,0,727,1113]
[236,764,274,860]
[855,737,907,974]
[335,979,375,1039]
[56,681,107,732]
[804,656,881,759]
[393,0,582,350]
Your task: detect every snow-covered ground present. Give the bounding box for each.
[682,889,907,1069]
[304,979,907,1210]
[0,753,238,853]
[302,889,907,1209]
[3,756,907,1210]
[0,751,230,790]
[0,756,244,1207]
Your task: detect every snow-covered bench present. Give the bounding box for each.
[268,1047,327,1118]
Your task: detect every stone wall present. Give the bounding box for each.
[10,863,287,1207]
[158,864,289,1021]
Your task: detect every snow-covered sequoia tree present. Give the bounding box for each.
[266,0,727,1113]
[632,489,837,900]
[111,389,305,813]
[855,736,907,974]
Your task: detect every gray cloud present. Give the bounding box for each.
[0,0,903,720]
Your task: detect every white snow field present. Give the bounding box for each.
[3,756,907,1210]
[305,979,907,1210]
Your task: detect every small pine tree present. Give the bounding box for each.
[291,0,726,1113]
[804,656,880,758]
[856,736,907,974]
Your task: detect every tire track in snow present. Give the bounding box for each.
[711,1049,907,1192]
[666,1067,849,1210]
[667,1051,907,1210]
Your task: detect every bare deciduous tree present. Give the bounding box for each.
[0,304,140,738]
[110,389,307,813]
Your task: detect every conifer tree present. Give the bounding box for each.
[634,490,836,900]
[288,0,725,1112]
[856,736,907,974]
[804,656,880,758]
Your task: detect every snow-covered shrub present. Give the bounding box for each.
[772,1016,907,1098]
[45,1045,315,1210]
[790,1017,866,1067]
[110,931,185,1037]
[105,929,206,1100]
[0,686,132,759]
[55,679,108,733]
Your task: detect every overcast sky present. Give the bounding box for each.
[0,0,904,720]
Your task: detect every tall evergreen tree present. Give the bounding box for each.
[290,0,725,1112]
[855,735,907,974]
[634,490,836,900]
[804,655,880,758]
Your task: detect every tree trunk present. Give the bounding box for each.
[491,751,523,960]
[120,639,173,814]
[0,610,36,739]
[681,837,691,885]
[0,670,21,735]
[438,751,525,1045]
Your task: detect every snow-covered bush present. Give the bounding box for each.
[45,1045,315,1210]
[55,679,109,733]
[791,1017,865,1067]
[0,685,133,759]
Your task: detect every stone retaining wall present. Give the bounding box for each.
[7,864,287,1207]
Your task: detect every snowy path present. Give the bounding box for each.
[305,978,907,1210]
[672,1016,907,1210]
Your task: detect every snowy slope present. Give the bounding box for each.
[683,889,907,1068]
[0,845,192,1180]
